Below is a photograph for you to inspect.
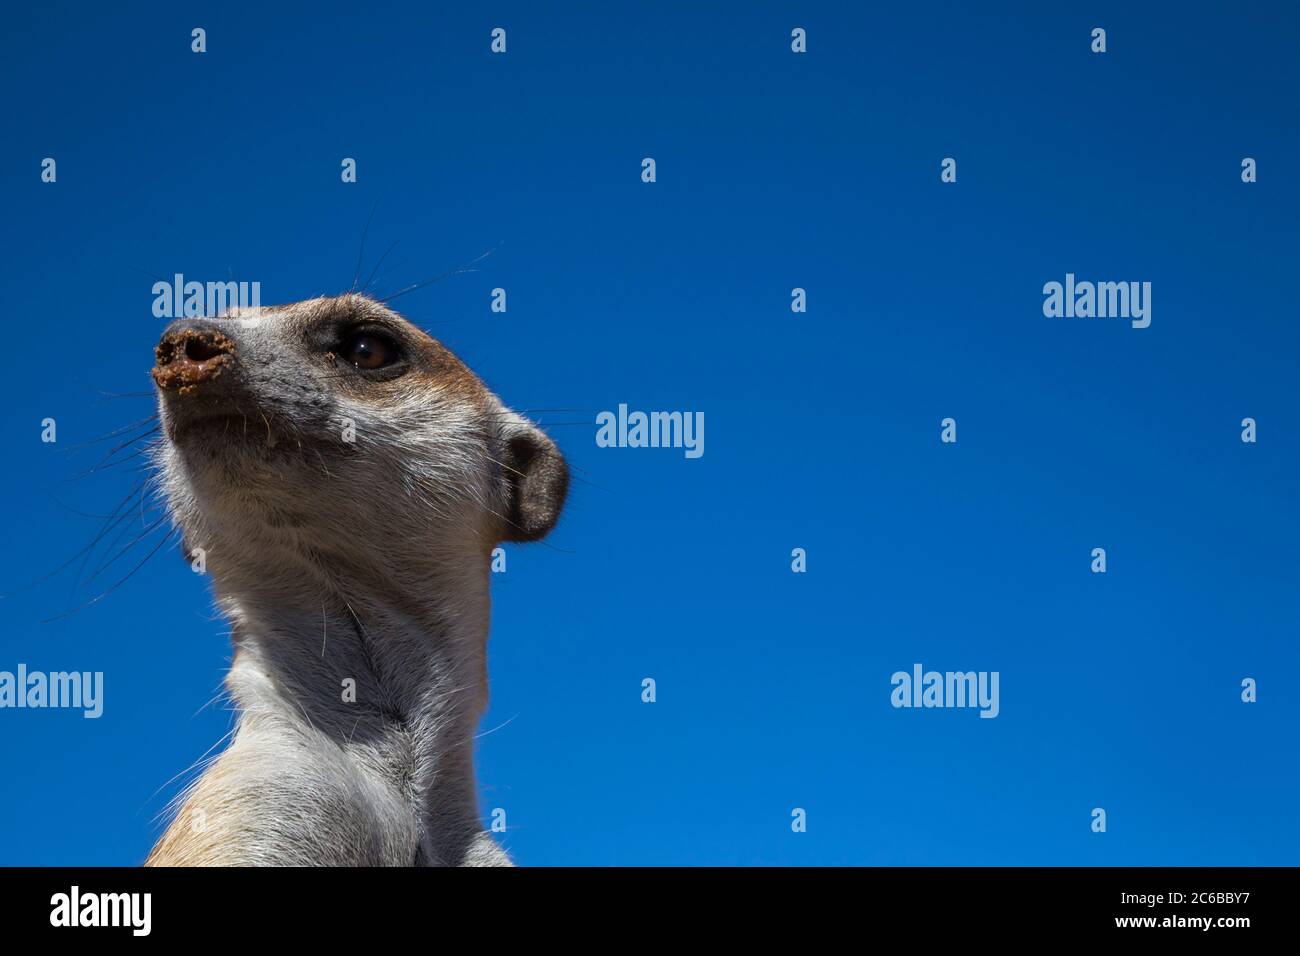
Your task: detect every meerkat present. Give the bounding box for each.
[143,294,568,866]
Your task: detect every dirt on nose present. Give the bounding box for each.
[152,328,237,396]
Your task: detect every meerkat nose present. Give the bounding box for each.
[152,321,236,394]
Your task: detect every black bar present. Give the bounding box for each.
[0,866,1290,940]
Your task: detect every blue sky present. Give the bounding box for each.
[1,1,1297,865]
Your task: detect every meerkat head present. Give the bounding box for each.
[150,294,567,590]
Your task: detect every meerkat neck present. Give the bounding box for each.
[149,560,508,866]
[226,577,491,737]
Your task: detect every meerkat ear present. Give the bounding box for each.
[498,420,569,542]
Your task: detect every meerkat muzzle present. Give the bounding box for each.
[152,324,236,396]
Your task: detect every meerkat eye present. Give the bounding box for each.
[340,331,398,370]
